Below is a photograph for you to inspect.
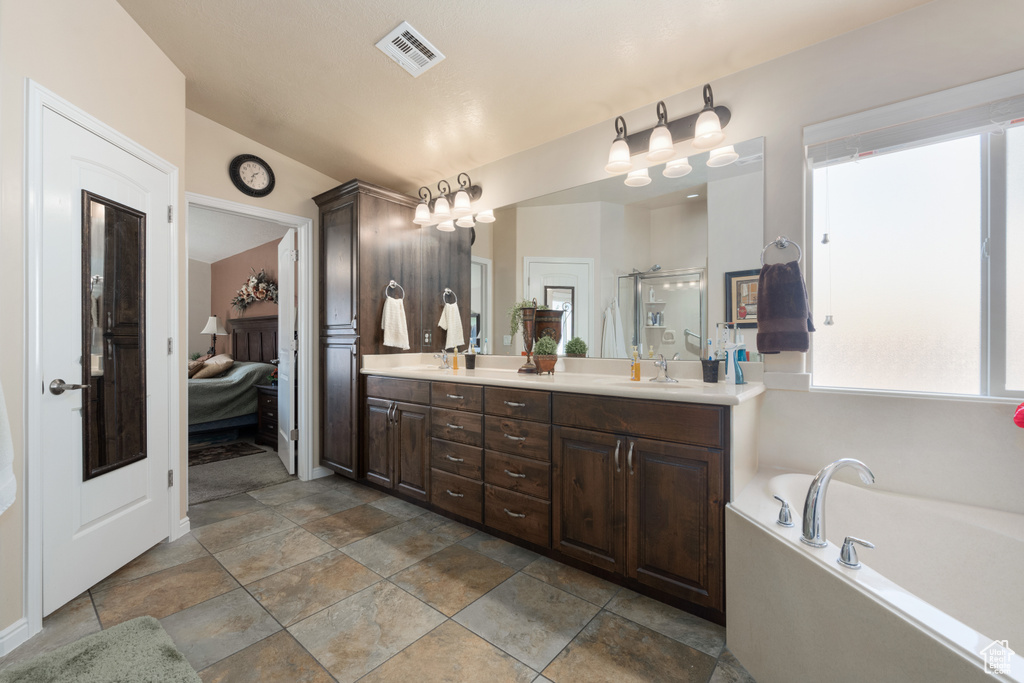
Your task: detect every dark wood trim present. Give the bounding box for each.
[313,178,419,209]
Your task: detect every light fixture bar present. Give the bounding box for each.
[622,104,731,156]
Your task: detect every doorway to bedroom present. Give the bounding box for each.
[185,194,315,507]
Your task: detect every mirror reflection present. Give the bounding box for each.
[471,137,764,358]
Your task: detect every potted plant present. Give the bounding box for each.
[565,336,588,358]
[533,335,559,374]
[508,299,548,337]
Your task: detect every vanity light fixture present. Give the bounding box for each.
[413,186,433,225]
[624,168,652,187]
[456,215,475,228]
[476,209,495,223]
[707,145,739,168]
[692,85,726,149]
[413,173,487,231]
[663,157,693,179]
[646,102,676,163]
[437,220,456,232]
[605,116,633,173]
[433,181,453,222]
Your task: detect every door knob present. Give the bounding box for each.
[49,379,89,396]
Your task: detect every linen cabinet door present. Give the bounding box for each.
[626,437,724,611]
[393,401,431,502]
[364,397,393,489]
[551,426,625,574]
[320,341,358,478]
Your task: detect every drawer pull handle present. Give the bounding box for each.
[446,423,465,430]
[503,508,526,518]
[446,393,464,400]
[503,434,526,442]
[446,489,465,498]
[627,441,635,475]
[503,400,526,408]
[504,469,526,479]
[614,439,621,473]
[445,454,465,463]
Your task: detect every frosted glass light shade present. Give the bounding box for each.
[663,157,693,178]
[646,123,675,163]
[707,145,739,167]
[605,138,633,174]
[437,220,455,232]
[693,109,725,149]
[200,315,227,335]
[624,168,651,187]
[452,189,472,218]
[456,215,475,228]
[413,201,432,225]
[476,209,495,223]
[433,195,452,222]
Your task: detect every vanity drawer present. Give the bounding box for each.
[484,484,550,548]
[366,376,430,404]
[431,439,483,480]
[484,416,550,461]
[484,387,550,422]
[431,408,483,446]
[432,382,483,411]
[485,450,550,500]
[431,469,483,523]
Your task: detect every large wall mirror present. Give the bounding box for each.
[471,137,764,359]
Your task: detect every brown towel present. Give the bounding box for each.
[756,260,815,353]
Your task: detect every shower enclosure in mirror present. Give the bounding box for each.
[618,267,704,360]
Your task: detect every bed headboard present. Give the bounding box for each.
[229,316,278,363]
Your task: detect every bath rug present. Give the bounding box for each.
[188,440,265,466]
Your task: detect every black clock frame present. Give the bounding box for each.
[228,154,276,198]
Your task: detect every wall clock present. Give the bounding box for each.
[229,154,276,197]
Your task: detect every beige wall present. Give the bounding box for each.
[210,241,281,355]
[187,259,213,355]
[0,0,186,632]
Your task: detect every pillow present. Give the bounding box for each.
[187,360,205,378]
[191,358,234,379]
[208,353,234,364]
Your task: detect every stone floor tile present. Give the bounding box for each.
[340,515,473,577]
[0,593,100,671]
[452,573,599,671]
[288,581,445,683]
[247,550,381,626]
[160,588,281,671]
[541,610,717,683]
[359,620,536,683]
[214,527,333,585]
[191,508,296,554]
[301,504,403,548]
[246,479,331,507]
[188,493,267,529]
[605,588,725,657]
[458,531,540,570]
[709,648,757,683]
[91,533,208,592]
[273,489,366,524]
[390,544,515,616]
[198,630,333,683]
[368,495,428,520]
[522,556,620,606]
[91,556,238,627]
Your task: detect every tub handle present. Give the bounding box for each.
[773,495,794,528]
[837,536,875,570]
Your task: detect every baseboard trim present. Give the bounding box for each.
[0,617,29,657]
[178,516,191,537]
[311,466,335,480]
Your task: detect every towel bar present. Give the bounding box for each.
[761,236,802,265]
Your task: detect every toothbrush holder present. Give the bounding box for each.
[701,359,720,383]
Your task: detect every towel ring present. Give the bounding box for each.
[760,236,803,265]
[385,280,405,300]
[443,288,458,304]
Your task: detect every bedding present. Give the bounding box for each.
[187,361,275,426]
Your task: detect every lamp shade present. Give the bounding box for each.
[475,209,495,223]
[433,195,452,222]
[624,168,652,187]
[605,138,632,174]
[200,315,227,336]
[436,220,456,232]
[452,189,472,218]
[413,201,432,225]
[663,157,693,178]
[707,145,739,167]
[456,215,475,228]
[646,123,675,163]
[693,109,725,149]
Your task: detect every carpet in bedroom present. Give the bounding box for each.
[188,440,265,466]
[188,446,293,505]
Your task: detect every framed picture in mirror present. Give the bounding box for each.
[725,269,760,328]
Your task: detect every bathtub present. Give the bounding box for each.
[726,470,1024,683]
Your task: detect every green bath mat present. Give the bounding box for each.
[0,616,200,683]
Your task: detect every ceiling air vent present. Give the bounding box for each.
[375,21,445,78]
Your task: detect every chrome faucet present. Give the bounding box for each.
[801,458,875,548]
[650,354,679,383]
[434,349,450,369]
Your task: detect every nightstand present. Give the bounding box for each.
[255,384,278,451]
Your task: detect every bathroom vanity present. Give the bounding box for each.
[358,357,762,624]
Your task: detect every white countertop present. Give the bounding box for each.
[361,355,764,406]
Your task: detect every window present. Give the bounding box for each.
[806,82,1024,398]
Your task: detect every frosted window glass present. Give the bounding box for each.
[812,136,981,394]
[1007,126,1024,391]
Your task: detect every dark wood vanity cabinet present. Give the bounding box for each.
[364,378,431,501]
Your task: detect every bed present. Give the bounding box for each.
[188,316,278,436]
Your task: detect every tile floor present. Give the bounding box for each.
[0,476,756,682]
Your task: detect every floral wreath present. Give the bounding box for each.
[231,268,279,313]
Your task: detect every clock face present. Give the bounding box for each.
[229,154,276,197]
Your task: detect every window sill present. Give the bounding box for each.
[807,385,1023,405]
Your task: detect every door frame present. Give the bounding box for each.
[523,256,595,349]
[470,255,492,352]
[23,81,181,642]
[185,193,322,483]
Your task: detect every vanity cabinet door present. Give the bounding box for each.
[320,340,359,478]
[551,426,625,574]
[626,437,724,611]
[364,397,393,489]
[393,402,431,502]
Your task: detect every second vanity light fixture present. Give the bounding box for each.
[605,83,737,185]
[412,173,495,231]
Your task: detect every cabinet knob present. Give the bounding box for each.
[503,508,526,518]
[445,454,464,463]
[503,469,527,479]
[446,489,465,498]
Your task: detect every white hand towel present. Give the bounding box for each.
[438,302,465,350]
[382,296,410,350]
[0,379,16,516]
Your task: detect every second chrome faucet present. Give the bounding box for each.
[801,458,875,548]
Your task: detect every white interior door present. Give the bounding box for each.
[524,258,595,352]
[277,230,297,473]
[40,108,173,615]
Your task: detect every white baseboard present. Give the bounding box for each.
[311,466,335,480]
[0,618,29,657]
[178,517,191,537]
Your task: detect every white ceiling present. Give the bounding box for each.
[187,206,291,263]
[117,0,931,192]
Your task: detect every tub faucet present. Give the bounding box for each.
[801,458,875,548]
